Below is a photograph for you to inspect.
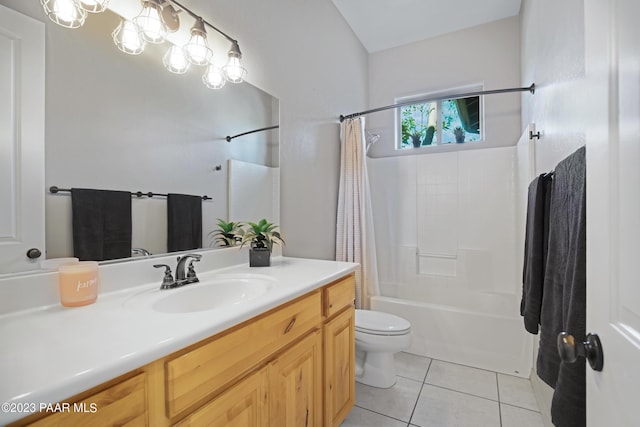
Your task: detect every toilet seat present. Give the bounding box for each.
[355,309,411,336]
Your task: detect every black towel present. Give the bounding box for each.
[535,147,586,427]
[520,173,552,334]
[167,193,202,252]
[71,188,132,261]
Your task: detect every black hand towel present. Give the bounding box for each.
[167,193,202,252]
[520,173,552,334]
[535,147,586,427]
[71,188,132,261]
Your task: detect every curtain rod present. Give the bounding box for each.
[49,186,212,201]
[226,125,279,142]
[339,83,535,122]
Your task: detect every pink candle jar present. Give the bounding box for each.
[58,261,99,307]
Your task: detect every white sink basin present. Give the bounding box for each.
[123,274,275,314]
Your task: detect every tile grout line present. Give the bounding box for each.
[352,404,413,424]
[405,357,433,426]
[421,381,500,403]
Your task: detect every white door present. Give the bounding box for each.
[0,5,45,274]
[585,0,640,425]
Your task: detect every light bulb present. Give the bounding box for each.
[184,18,212,66]
[77,0,109,13]
[163,45,191,74]
[112,20,145,55]
[202,63,226,89]
[41,0,87,28]
[222,41,247,83]
[133,0,166,44]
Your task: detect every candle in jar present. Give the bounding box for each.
[58,261,99,307]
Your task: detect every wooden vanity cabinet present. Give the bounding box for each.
[322,275,356,427]
[11,273,355,427]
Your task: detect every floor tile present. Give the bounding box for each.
[500,403,544,427]
[497,373,539,411]
[411,384,500,427]
[341,406,407,427]
[424,360,498,401]
[355,376,422,422]
[395,352,432,382]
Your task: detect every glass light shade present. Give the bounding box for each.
[184,19,212,66]
[222,41,247,83]
[112,20,145,55]
[77,0,109,13]
[133,0,166,44]
[202,64,226,89]
[163,45,191,74]
[41,0,87,29]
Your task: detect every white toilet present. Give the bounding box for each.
[355,309,412,388]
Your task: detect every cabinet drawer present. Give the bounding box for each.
[324,274,355,318]
[165,291,322,418]
[28,373,147,427]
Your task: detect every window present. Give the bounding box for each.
[397,87,483,150]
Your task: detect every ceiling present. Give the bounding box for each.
[332,0,522,53]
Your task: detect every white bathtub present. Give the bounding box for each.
[371,290,533,378]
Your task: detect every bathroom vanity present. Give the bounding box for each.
[0,255,356,427]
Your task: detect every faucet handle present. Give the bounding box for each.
[153,264,175,289]
[186,258,200,283]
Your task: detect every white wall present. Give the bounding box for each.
[368,147,521,300]
[520,0,589,424]
[367,17,521,158]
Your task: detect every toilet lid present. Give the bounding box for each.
[355,309,411,336]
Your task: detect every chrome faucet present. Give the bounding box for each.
[153,253,202,290]
[175,253,202,284]
[132,247,152,257]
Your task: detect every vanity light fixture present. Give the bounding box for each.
[42,0,248,88]
[133,0,166,44]
[41,0,87,29]
[222,40,247,83]
[163,45,191,74]
[112,19,146,55]
[184,17,213,66]
[202,62,226,89]
[77,0,110,14]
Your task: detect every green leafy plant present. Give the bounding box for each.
[209,219,244,247]
[401,103,434,147]
[240,219,284,251]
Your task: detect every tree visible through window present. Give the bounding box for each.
[398,90,482,149]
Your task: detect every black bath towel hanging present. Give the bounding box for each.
[71,188,133,261]
[167,193,202,252]
[536,146,586,427]
[520,172,553,334]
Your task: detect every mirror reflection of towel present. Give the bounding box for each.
[167,193,202,252]
[71,188,132,261]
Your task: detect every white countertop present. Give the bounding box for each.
[0,256,357,424]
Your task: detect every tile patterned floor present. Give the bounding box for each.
[341,353,544,427]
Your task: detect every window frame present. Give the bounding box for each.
[395,84,485,150]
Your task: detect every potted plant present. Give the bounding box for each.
[453,126,466,144]
[209,219,244,247]
[410,130,424,148]
[240,219,284,267]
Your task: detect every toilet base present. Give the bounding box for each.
[355,349,397,388]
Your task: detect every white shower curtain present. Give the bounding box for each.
[336,117,380,309]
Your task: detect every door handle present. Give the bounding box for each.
[557,332,604,371]
[26,248,42,259]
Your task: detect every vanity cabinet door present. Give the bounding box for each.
[173,367,268,427]
[268,330,322,427]
[323,308,355,427]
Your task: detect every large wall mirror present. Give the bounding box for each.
[0,1,279,275]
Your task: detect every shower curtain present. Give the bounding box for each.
[336,117,380,309]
